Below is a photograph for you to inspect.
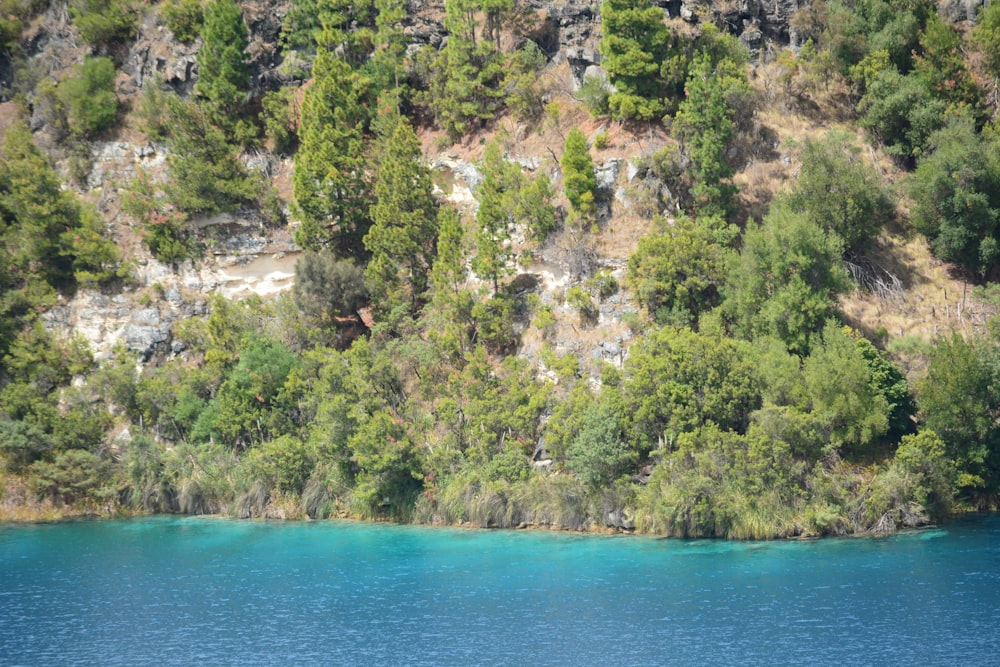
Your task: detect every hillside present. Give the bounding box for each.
[1,0,1000,536]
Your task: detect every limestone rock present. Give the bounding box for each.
[595,158,623,196]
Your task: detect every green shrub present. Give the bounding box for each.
[70,0,137,47]
[566,286,597,325]
[58,57,118,139]
[162,0,203,42]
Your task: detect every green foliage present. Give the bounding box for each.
[909,116,1000,277]
[122,169,198,264]
[855,335,916,441]
[864,429,954,528]
[504,41,547,123]
[589,270,618,300]
[249,435,315,495]
[423,0,512,137]
[472,142,520,291]
[576,74,611,116]
[292,48,371,252]
[859,67,946,163]
[196,0,249,128]
[918,333,1000,501]
[627,215,728,326]
[0,420,53,473]
[29,449,110,506]
[162,0,203,42]
[636,425,801,538]
[616,326,761,453]
[567,404,635,488]
[365,118,439,314]
[801,323,890,456]
[57,57,118,139]
[192,336,300,449]
[471,295,519,355]
[972,0,1000,79]
[70,0,137,47]
[723,206,849,354]
[785,132,893,252]
[565,285,597,325]
[134,74,171,140]
[0,0,23,56]
[672,53,746,218]
[293,250,369,326]
[260,87,299,155]
[518,172,558,244]
[162,97,261,215]
[599,0,672,120]
[0,120,123,371]
[71,205,128,286]
[912,14,981,113]
[561,128,596,215]
[429,206,468,303]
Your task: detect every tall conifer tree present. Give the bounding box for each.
[196,0,249,126]
[365,118,439,313]
[292,49,372,253]
[599,0,671,120]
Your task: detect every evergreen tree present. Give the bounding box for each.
[627,215,727,326]
[70,0,137,48]
[292,49,372,253]
[599,0,672,120]
[909,117,1000,278]
[293,250,369,326]
[430,205,467,302]
[58,57,118,139]
[368,0,408,92]
[365,118,439,314]
[426,0,510,137]
[859,68,946,164]
[0,121,121,371]
[972,0,1000,83]
[163,98,258,215]
[472,142,520,292]
[196,0,249,128]
[913,14,981,113]
[561,127,596,215]
[724,206,848,355]
[785,132,892,253]
[673,53,744,218]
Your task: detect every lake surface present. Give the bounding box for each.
[2,516,999,666]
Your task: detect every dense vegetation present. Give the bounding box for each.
[2,0,1000,538]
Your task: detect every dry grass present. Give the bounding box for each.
[743,58,997,363]
[417,47,995,384]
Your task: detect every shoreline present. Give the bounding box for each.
[1,503,964,540]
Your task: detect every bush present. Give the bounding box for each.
[577,74,610,116]
[561,128,596,215]
[29,450,110,506]
[785,132,893,252]
[162,0,203,42]
[566,286,598,325]
[70,0,137,47]
[260,87,299,155]
[58,57,118,139]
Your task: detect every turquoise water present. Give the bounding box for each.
[2,516,999,665]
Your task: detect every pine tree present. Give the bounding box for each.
[365,118,439,314]
[292,49,372,253]
[196,0,249,127]
[599,0,672,120]
[427,0,511,138]
[472,142,520,292]
[673,53,743,218]
[431,205,467,301]
[561,127,596,215]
